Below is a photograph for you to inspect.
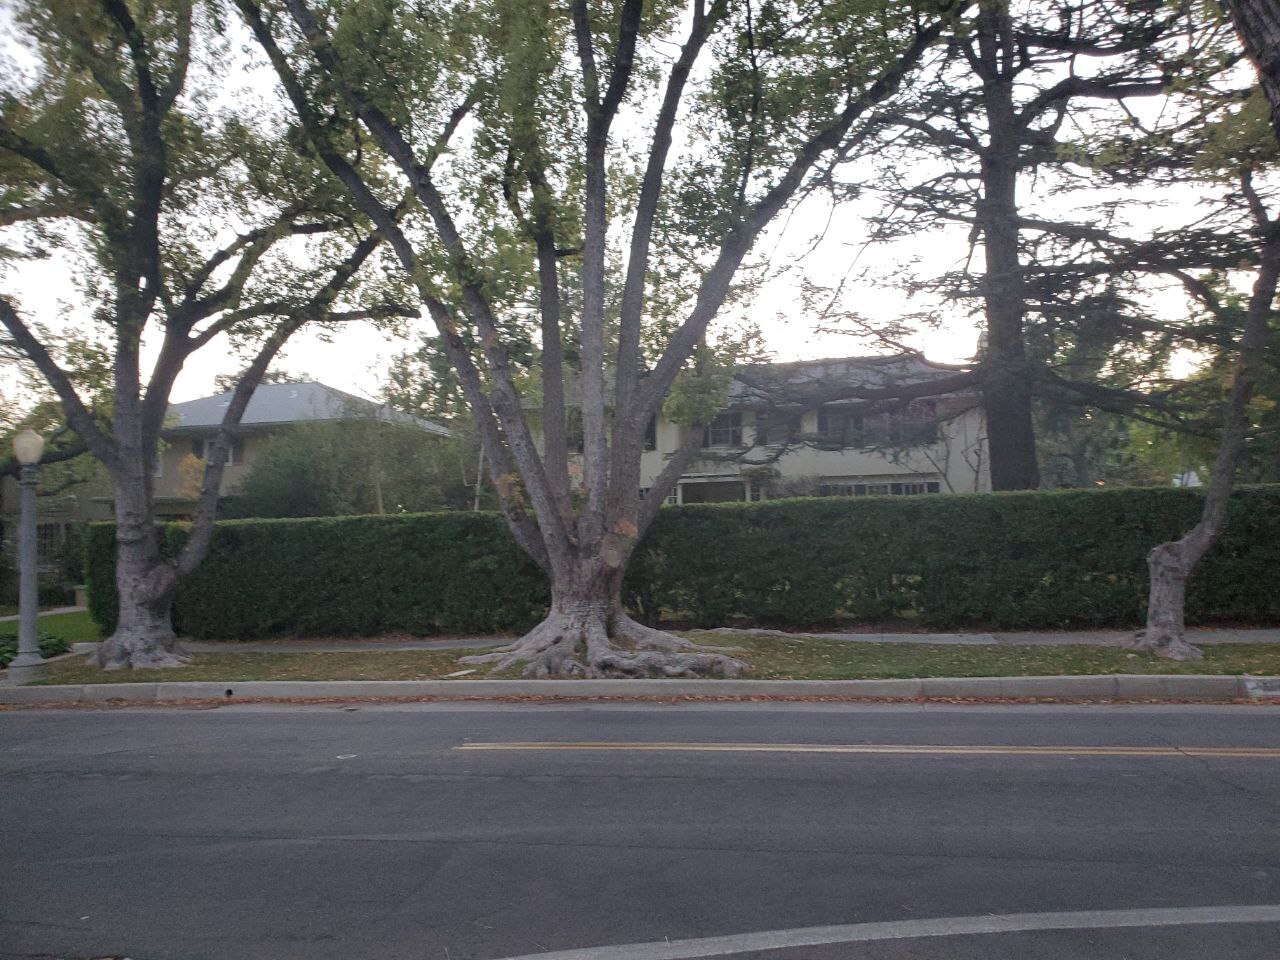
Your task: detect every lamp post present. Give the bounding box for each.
[8,428,46,684]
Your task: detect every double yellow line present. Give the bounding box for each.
[456,741,1280,759]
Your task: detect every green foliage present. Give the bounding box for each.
[218,421,471,518]
[629,487,1280,629]
[86,513,547,638]
[0,571,76,608]
[0,632,71,667]
[86,486,1280,638]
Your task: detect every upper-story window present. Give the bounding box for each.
[643,416,657,452]
[200,437,244,465]
[703,412,743,449]
[816,406,859,444]
[754,412,796,446]
[816,401,938,448]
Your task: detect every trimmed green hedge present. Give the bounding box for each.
[86,513,548,639]
[86,486,1280,639]
[628,486,1280,629]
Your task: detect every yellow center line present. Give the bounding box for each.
[455,741,1280,759]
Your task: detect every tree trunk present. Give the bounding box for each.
[1132,182,1280,659]
[1223,0,1280,142]
[461,562,745,679]
[976,3,1042,492]
[90,478,188,671]
[1132,541,1205,661]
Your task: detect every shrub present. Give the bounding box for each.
[84,486,1280,639]
[0,632,72,667]
[86,512,547,639]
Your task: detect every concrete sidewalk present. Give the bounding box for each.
[715,626,1280,647]
[0,605,86,624]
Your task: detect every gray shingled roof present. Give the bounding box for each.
[165,382,450,436]
[522,354,972,410]
[729,354,973,408]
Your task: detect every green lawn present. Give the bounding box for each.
[28,629,1280,685]
[0,610,100,644]
[690,631,1280,680]
[38,611,100,643]
[43,649,475,684]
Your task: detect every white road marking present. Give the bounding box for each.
[455,741,1280,759]
[487,904,1280,960]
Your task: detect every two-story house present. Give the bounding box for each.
[640,354,989,503]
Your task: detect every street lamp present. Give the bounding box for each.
[7,428,46,684]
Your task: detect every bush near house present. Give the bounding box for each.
[86,486,1280,639]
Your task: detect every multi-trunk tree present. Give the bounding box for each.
[235,0,968,677]
[0,0,400,668]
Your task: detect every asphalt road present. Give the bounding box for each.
[2,701,1279,960]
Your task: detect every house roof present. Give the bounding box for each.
[728,354,974,409]
[522,354,974,410]
[165,381,450,436]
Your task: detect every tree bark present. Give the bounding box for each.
[975,1,1041,491]
[90,473,186,670]
[1222,0,1280,142]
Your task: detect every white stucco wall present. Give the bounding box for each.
[639,406,990,498]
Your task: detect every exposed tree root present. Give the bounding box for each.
[1129,629,1205,662]
[459,608,747,679]
[91,628,193,671]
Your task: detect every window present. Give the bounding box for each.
[643,417,657,452]
[818,401,938,448]
[36,523,64,567]
[201,437,243,465]
[816,406,860,444]
[755,412,795,446]
[566,409,585,454]
[817,480,941,497]
[896,480,939,496]
[703,412,743,449]
[867,402,939,446]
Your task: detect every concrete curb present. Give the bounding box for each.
[1,674,1277,705]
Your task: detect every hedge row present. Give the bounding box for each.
[86,486,1280,639]
[86,513,547,639]
[627,486,1280,629]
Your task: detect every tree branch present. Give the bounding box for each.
[631,8,960,432]
[0,297,118,471]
